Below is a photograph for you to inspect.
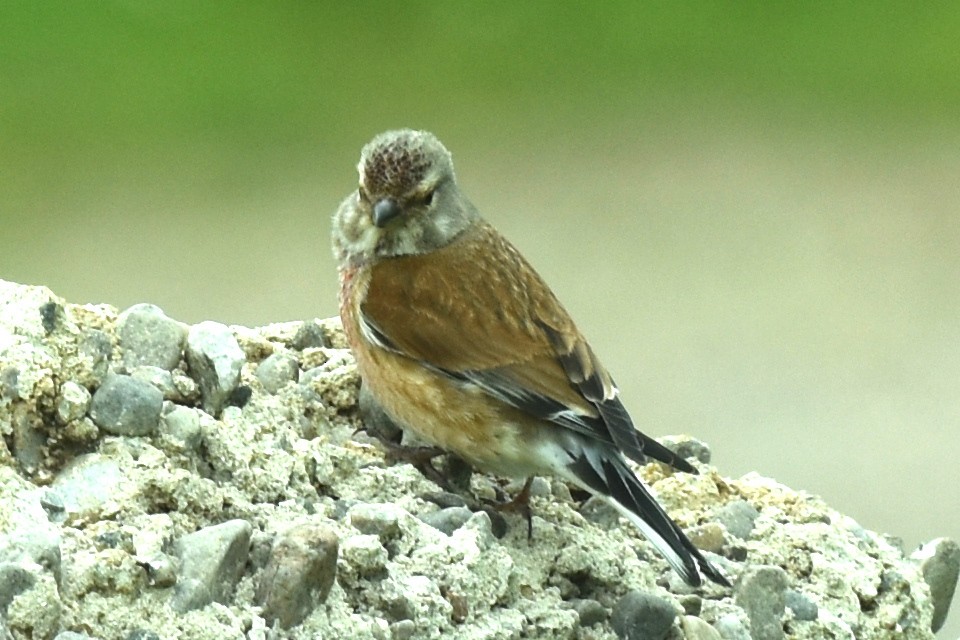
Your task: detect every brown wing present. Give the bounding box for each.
[361,222,693,472]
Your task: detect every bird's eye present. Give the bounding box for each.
[422,189,435,206]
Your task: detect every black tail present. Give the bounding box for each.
[564,446,730,587]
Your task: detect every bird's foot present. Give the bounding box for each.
[482,476,535,540]
[376,439,453,489]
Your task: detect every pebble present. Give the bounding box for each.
[79,329,113,385]
[89,373,163,436]
[419,507,473,536]
[712,613,750,640]
[142,554,177,588]
[525,476,551,498]
[1,366,19,400]
[54,632,98,640]
[56,380,91,424]
[681,615,722,640]
[566,598,607,627]
[39,300,64,333]
[171,371,200,403]
[159,404,202,451]
[734,565,788,640]
[784,589,818,622]
[12,412,45,472]
[339,535,389,578]
[0,562,36,611]
[686,522,726,554]
[677,594,702,616]
[715,500,760,540]
[129,366,176,399]
[52,454,128,518]
[292,321,330,350]
[256,521,340,628]
[39,491,66,522]
[171,519,252,612]
[0,530,61,583]
[117,304,187,371]
[255,353,299,394]
[659,435,712,464]
[911,537,959,632]
[610,590,677,640]
[579,495,621,529]
[389,619,417,640]
[185,321,245,416]
[347,503,406,540]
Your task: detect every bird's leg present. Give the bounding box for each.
[483,476,536,540]
[370,435,453,490]
[354,384,457,490]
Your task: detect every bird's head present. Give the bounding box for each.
[333,129,479,264]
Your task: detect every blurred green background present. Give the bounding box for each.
[2,3,959,633]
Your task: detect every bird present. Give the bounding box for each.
[332,129,730,587]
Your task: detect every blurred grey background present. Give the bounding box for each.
[2,4,958,633]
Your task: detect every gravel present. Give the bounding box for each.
[0,279,954,640]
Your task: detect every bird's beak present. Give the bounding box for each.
[373,198,402,228]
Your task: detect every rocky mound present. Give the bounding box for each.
[0,279,955,640]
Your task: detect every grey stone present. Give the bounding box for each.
[1,366,19,400]
[79,329,113,385]
[255,353,299,394]
[256,522,339,628]
[734,565,788,640]
[185,321,245,416]
[39,300,64,333]
[526,476,551,498]
[784,589,818,622]
[118,303,187,371]
[911,537,959,632]
[56,380,91,424]
[171,519,252,612]
[659,435,712,464]
[610,590,676,640]
[580,495,620,528]
[52,454,129,518]
[715,500,760,540]
[129,366,176,399]
[54,632,97,640]
[0,526,61,585]
[567,598,606,627]
[39,491,65,521]
[89,374,163,436]
[292,320,329,350]
[419,507,473,536]
[347,503,405,540]
[389,619,417,640]
[0,563,36,611]
[11,412,45,472]
[159,404,202,450]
